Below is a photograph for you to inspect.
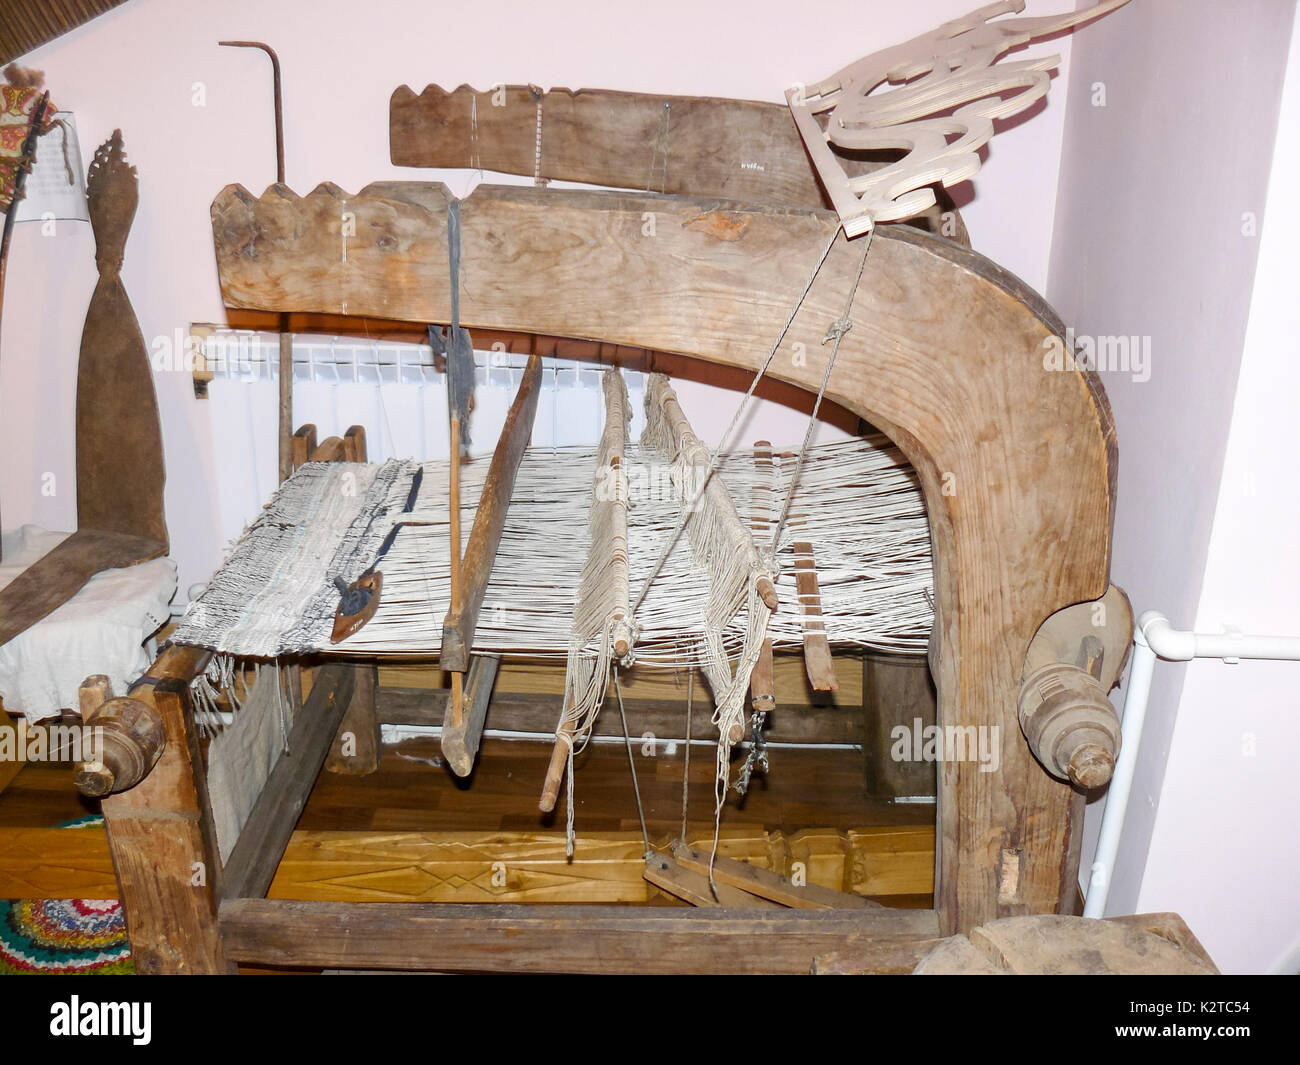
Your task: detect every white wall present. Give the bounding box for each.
[0,0,1076,594]
[1135,4,1300,975]
[1048,0,1297,972]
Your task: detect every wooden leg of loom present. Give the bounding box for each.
[325,663,380,775]
[98,646,232,973]
[441,654,500,778]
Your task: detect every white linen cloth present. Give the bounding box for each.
[0,525,177,722]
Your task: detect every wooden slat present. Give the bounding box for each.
[440,354,543,671]
[670,841,878,910]
[440,654,500,777]
[0,529,165,648]
[222,663,355,900]
[377,684,861,745]
[220,897,944,974]
[210,179,1116,933]
[792,541,837,691]
[379,651,864,708]
[643,852,780,908]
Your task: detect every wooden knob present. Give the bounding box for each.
[1017,663,1120,789]
[74,696,166,797]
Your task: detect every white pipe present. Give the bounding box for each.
[1084,610,1300,919]
[1140,610,1300,663]
[1083,624,1154,918]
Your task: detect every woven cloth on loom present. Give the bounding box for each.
[173,436,934,662]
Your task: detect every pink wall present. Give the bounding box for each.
[1136,4,1300,975]
[1047,0,1296,965]
[0,0,1075,593]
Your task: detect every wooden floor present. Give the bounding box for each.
[0,733,932,845]
[298,734,931,839]
[0,725,935,910]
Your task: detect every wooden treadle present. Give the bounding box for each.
[0,528,166,648]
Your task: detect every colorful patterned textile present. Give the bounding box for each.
[0,85,56,211]
[0,817,131,974]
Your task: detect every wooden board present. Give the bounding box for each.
[77,131,168,550]
[388,84,969,245]
[910,913,1218,975]
[220,897,944,974]
[99,648,228,973]
[379,651,864,709]
[211,180,1117,933]
[441,354,543,672]
[0,529,165,648]
[643,852,781,909]
[671,841,878,910]
[0,822,931,905]
[378,684,861,745]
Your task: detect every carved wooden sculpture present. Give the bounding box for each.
[788,0,1131,235]
[0,130,167,648]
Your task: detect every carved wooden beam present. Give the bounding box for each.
[210,180,1116,934]
[389,84,969,245]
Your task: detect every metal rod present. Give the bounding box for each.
[217,41,284,183]
[448,411,464,728]
[219,41,292,482]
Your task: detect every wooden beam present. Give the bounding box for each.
[210,180,1116,933]
[220,898,944,974]
[222,663,355,900]
[378,651,865,709]
[440,653,500,777]
[387,84,969,245]
[379,684,861,745]
[100,660,229,973]
[440,353,543,672]
[325,664,380,775]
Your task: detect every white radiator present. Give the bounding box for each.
[199,328,845,550]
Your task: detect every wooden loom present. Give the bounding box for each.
[73,1,1142,973]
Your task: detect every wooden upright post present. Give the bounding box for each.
[99,648,231,973]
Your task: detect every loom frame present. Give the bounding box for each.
[97,175,1115,973]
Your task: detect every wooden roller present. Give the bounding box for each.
[73,676,167,797]
[1017,585,1132,789]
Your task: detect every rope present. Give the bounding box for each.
[614,670,651,859]
[771,227,875,548]
[680,667,692,842]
